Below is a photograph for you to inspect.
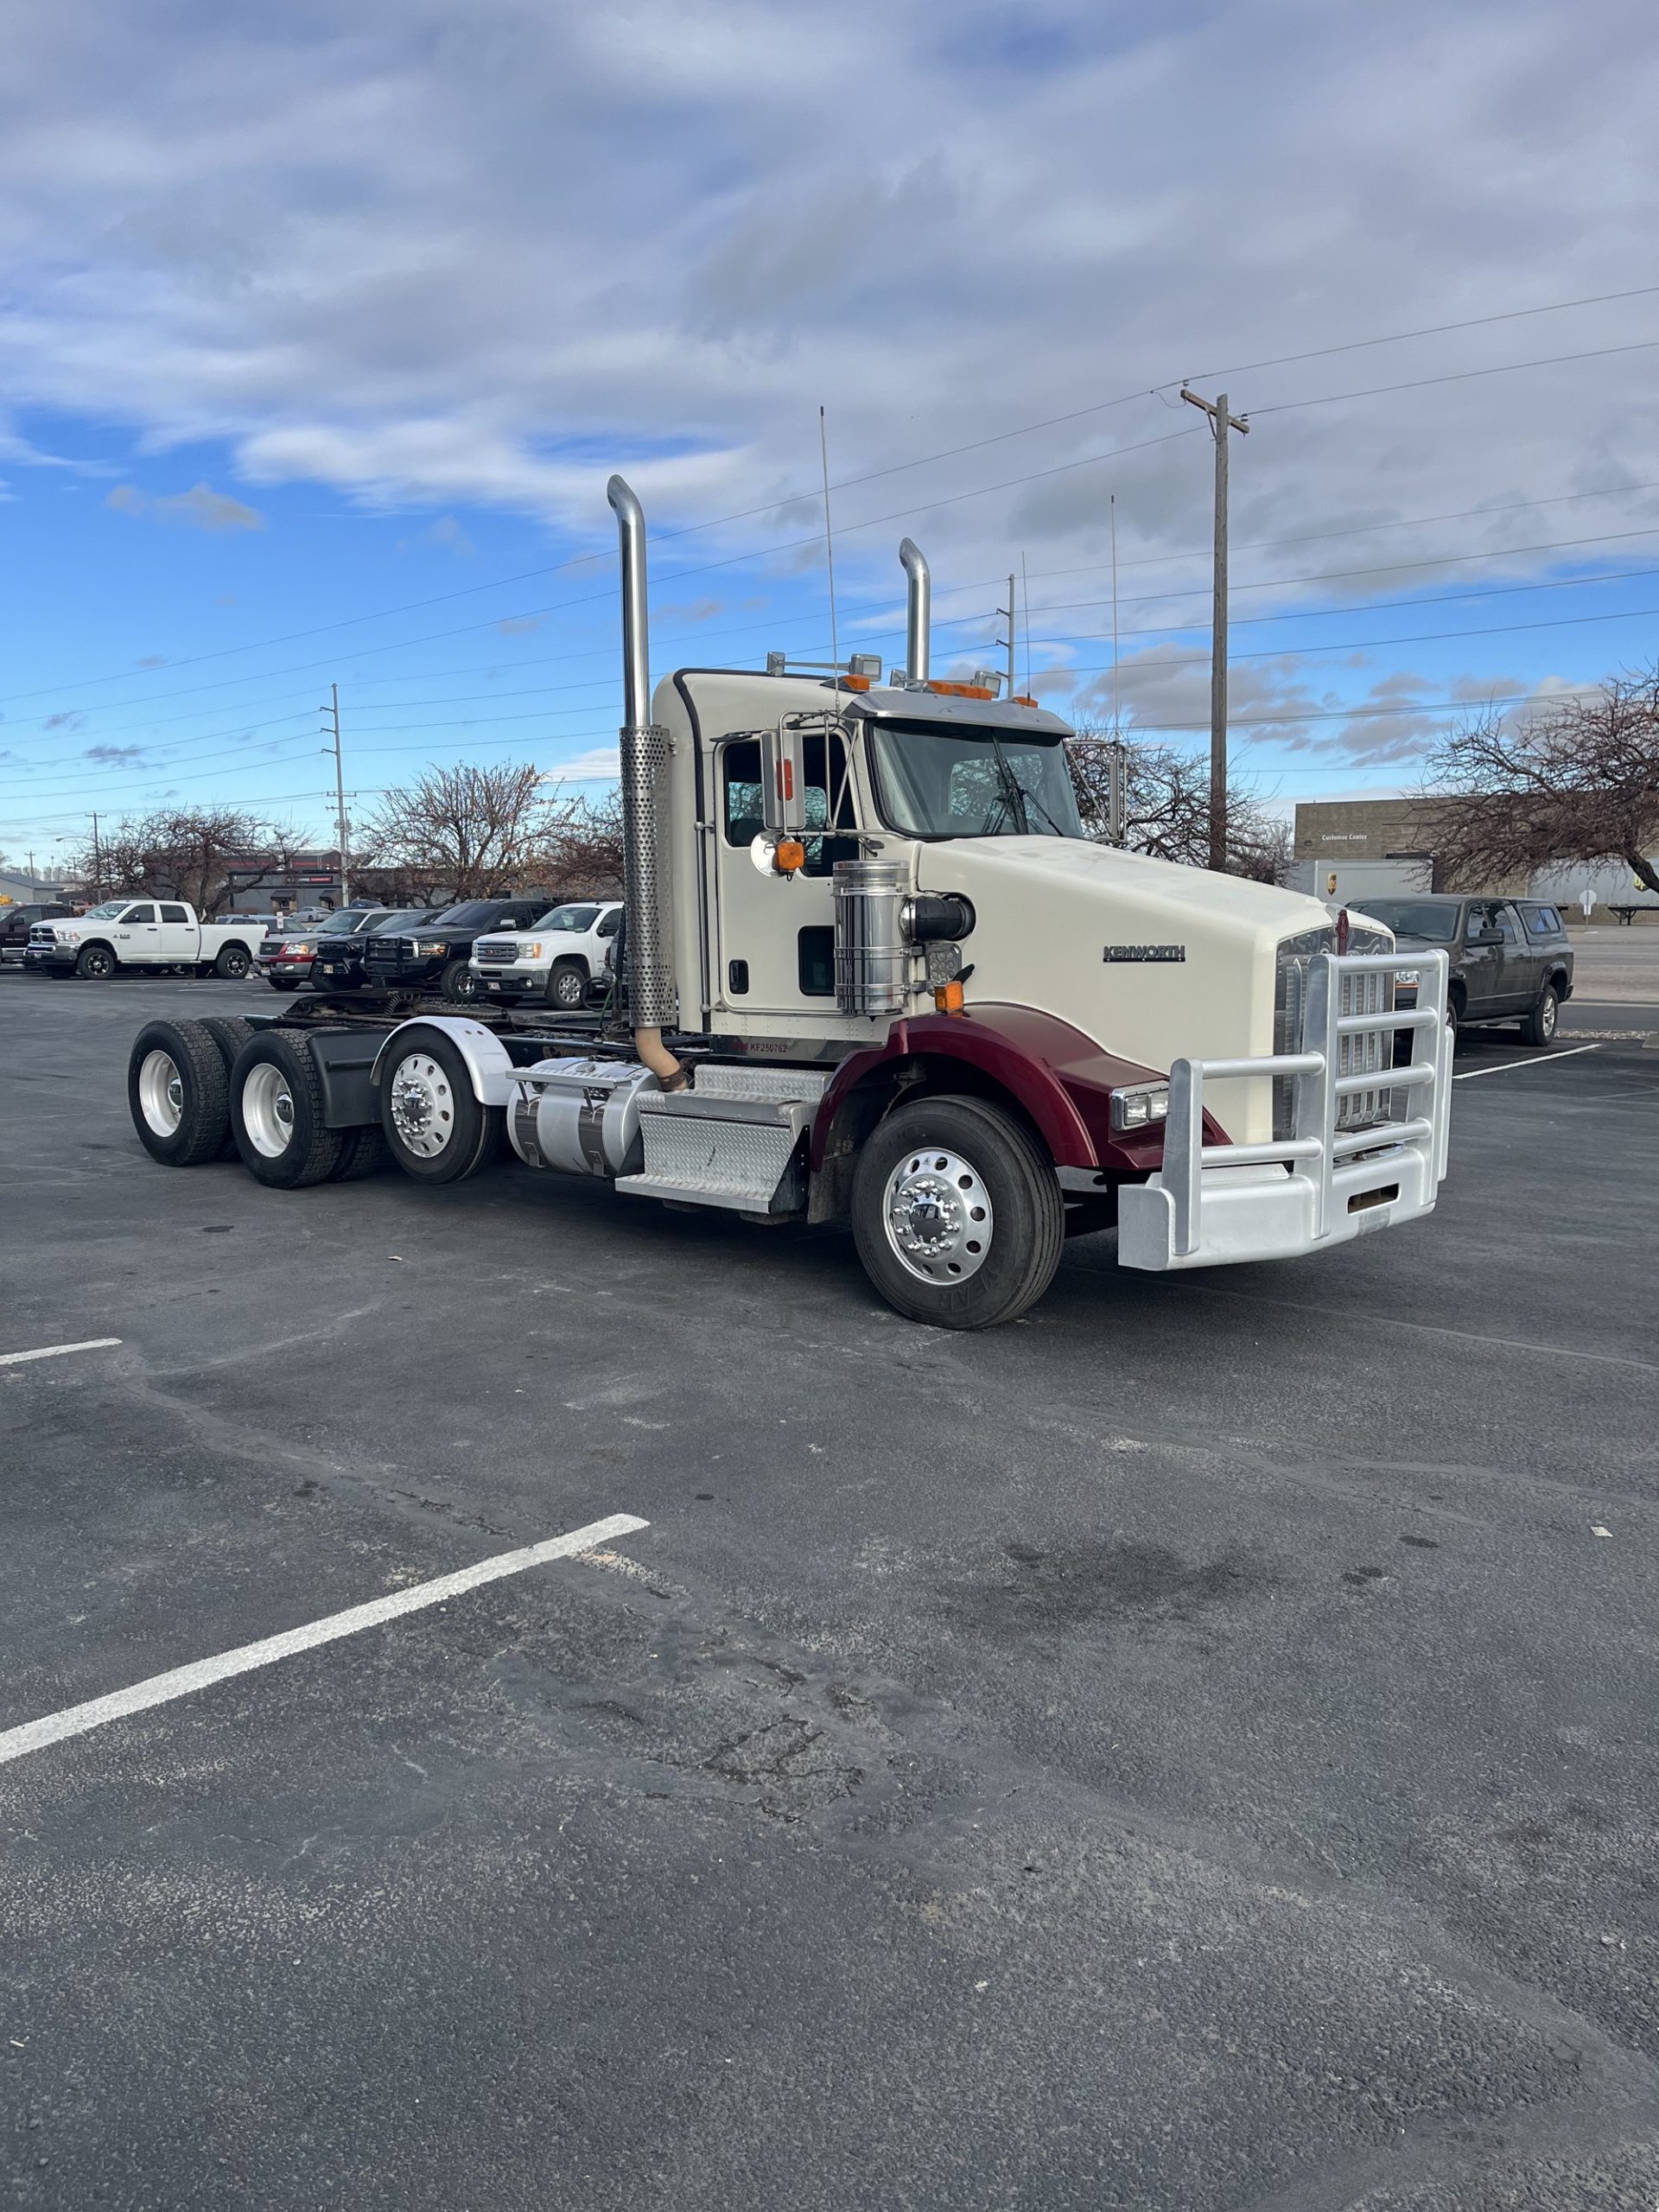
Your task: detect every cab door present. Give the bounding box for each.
[712,728,858,1015]
[117,902,159,956]
[156,903,198,959]
[1495,901,1542,1011]
[1459,901,1507,1014]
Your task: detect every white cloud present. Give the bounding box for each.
[6,0,1659,749]
[105,480,264,530]
[543,746,620,785]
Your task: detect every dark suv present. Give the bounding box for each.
[2,902,76,962]
[361,896,552,1001]
[1363,896,1573,1045]
[311,907,444,991]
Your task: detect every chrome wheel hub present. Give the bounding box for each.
[241,1062,297,1158]
[882,1147,994,1284]
[138,1050,183,1135]
[389,1054,454,1158]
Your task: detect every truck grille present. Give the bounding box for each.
[1334,963,1396,1133]
[475,942,517,964]
[365,938,407,964]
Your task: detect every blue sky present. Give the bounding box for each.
[5,0,1659,871]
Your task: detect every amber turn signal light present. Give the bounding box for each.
[775,838,806,874]
[933,980,965,1014]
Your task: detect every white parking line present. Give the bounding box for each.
[1454,1043,1604,1081]
[0,1338,122,1369]
[0,1510,649,1767]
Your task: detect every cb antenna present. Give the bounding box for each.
[819,406,840,702]
[1110,493,1121,741]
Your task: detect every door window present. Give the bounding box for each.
[123,904,157,925]
[159,904,190,924]
[1520,904,1561,938]
[596,909,621,938]
[1464,904,1500,943]
[722,731,856,876]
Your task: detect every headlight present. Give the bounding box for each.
[1111,1083,1170,1132]
[415,939,449,955]
[518,943,541,961]
[289,941,315,956]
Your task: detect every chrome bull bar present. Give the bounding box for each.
[1117,950,1452,1272]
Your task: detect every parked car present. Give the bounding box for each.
[25,900,266,980]
[470,899,623,1008]
[311,908,443,991]
[255,907,397,992]
[2,902,77,963]
[361,896,553,1001]
[1363,895,1573,1045]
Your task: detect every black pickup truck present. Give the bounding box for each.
[1363,895,1573,1045]
[360,896,551,1001]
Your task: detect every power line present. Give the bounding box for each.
[1250,337,1659,418]
[16,283,1659,707]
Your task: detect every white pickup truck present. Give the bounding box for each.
[26,899,266,981]
[470,899,623,1008]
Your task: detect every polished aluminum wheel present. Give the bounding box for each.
[882,1147,995,1284]
[240,1062,296,1158]
[137,1049,183,1135]
[388,1052,454,1158]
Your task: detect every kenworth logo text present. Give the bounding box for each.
[1103,944,1186,963]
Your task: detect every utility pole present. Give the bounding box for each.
[1180,386,1249,872]
[992,575,1018,700]
[91,812,101,897]
[320,683,350,905]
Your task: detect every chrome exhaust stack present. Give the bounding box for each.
[899,538,931,683]
[607,474,683,1086]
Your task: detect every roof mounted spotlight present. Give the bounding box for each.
[970,669,1004,697]
[764,652,883,681]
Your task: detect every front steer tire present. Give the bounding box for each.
[378,1027,502,1183]
[850,1094,1064,1330]
[439,958,478,1004]
[546,958,588,1010]
[75,943,116,980]
[128,1020,232,1166]
[229,1033,344,1188]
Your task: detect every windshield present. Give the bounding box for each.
[317,911,367,932]
[1362,899,1460,942]
[533,904,599,931]
[429,902,501,929]
[868,719,1084,840]
[372,909,435,931]
[83,900,130,919]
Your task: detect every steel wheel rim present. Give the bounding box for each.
[882,1146,995,1284]
[389,1053,454,1158]
[138,1050,183,1135]
[1541,992,1557,1038]
[84,950,111,976]
[241,1061,296,1157]
[449,969,478,1000]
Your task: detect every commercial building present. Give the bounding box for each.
[1291,799,1655,918]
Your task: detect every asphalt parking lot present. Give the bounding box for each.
[3,967,1658,2211]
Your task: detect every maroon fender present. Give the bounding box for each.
[810,1001,1229,1174]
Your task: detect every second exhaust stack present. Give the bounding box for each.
[899,538,931,683]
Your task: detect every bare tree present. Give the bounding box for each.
[1417,669,1659,894]
[62,807,299,912]
[540,788,625,897]
[1067,725,1290,881]
[359,762,554,899]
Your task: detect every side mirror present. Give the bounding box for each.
[760,727,807,835]
[1469,927,1501,946]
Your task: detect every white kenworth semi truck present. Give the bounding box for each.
[124,477,1452,1330]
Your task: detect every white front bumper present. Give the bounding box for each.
[1117,949,1452,1272]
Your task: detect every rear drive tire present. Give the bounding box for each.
[850,1094,1064,1330]
[230,1033,344,1187]
[1519,982,1560,1047]
[378,1027,501,1183]
[214,944,251,979]
[128,1020,232,1166]
[439,958,479,1003]
[199,1016,257,1156]
[332,1124,391,1180]
[75,943,116,980]
[546,958,588,1010]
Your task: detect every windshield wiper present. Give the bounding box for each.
[981,733,1032,836]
